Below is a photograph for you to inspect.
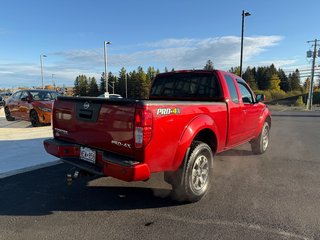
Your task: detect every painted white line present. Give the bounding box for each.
[142,211,311,240]
[0,160,62,179]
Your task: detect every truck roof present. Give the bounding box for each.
[156,69,232,78]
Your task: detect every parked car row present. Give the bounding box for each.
[3,90,123,127]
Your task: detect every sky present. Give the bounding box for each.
[1,0,320,89]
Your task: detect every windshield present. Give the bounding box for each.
[29,91,59,101]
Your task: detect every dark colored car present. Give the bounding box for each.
[0,96,4,107]
[4,89,59,126]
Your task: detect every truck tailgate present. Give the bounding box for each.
[52,97,137,157]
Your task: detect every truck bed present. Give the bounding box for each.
[52,96,228,173]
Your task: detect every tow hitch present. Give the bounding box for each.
[66,170,93,185]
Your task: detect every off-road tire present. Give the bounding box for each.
[251,122,270,154]
[170,141,213,203]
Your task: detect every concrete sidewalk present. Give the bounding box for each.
[0,107,60,178]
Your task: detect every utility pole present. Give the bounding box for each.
[306,39,318,110]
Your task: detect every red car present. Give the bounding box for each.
[4,89,59,126]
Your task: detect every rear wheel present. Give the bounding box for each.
[4,107,14,121]
[251,122,270,154]
[169,141,213,203]
[30,110,40,127]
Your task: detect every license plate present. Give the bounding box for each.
[80,147,96,164]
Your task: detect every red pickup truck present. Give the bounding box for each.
[44,70,271,202]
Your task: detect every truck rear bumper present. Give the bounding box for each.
[43,138,150,182]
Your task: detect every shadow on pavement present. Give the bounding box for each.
[218,149,254,157]
[0,164,182,216]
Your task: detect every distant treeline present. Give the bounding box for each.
[74,66,159,99]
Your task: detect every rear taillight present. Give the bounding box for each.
[134,108,153,148]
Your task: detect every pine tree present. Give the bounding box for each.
[137,66,150,99]
[242,67,257,90]
[74,76,80,96]
[117,67,127,97]
[88,77,99,96]
[203,60,214,70]
[256,67,269,90]
[78,75,88,96]
[278,68,290,92]
[147,66,157,82]
[269,74,281,91]
[74,75,89,96]
[229,66,240,76]
[289,69,301,91]
[108,72,117,94]
[99,72,106,94]
[129,70,138,98]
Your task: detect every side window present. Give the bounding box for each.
[20,91,29,99]
[12,91,22,100]
[224,75,239,103]
[237,82,254,104]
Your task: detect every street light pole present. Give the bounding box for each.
[40,54,47,89]
[104,41,111,97]
[125,73,128,98]
[240,10,251,77]
[52,74,56,91]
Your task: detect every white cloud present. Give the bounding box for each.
[0,35,286,88]
[110,35,284,69]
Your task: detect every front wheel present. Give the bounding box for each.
[30,110,40,127]
[4,107,15,121]
[251,122,270,154]
[170,141,213,203]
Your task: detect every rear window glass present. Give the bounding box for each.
[29,91,59,101]
[151,73,221,98]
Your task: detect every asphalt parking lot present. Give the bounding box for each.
[0,107,320,239]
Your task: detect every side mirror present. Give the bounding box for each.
[256,94,265,102]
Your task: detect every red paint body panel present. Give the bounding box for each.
[142,102,228,172]
[44,70,271,182]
